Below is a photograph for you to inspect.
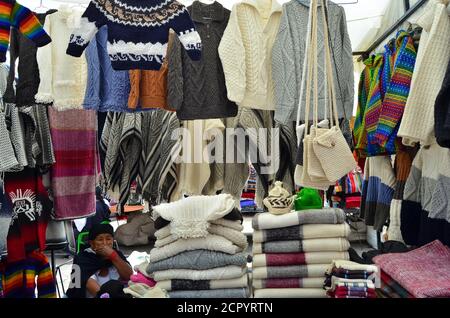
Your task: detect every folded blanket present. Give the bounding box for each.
[334,286,375,293]
[155,209,243,230]
[253,252,349,268]
[333,286,375,297]
[169,288,249,298]
[155,224,248,250]
[253,238,350,254]
[252,264,329,279]
[333,281,375,289]
[123,283,169,298]
[373,240,450,298]
[253,277,325,289]
[380,270,414,298]
[253,223,351,243]
[152,194,236,239]
[156,275,247,291]
[147,250,248,273]
[328,260,378,273]
[325,277,375,290]
[253,288,327,298]
[252,209,346,230]
[149,234,242,263]
[151,265,246,281]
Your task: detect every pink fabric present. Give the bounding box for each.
[130,273,156,287]
[265,253,307,266]
[373,240,450,298]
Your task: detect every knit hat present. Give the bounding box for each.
[294,188,323,211]
[88,223,114,241]
[263,181,294,215]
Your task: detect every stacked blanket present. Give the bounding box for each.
[252,209,350,298]
[324,261,377,298]
[142,195,250,298]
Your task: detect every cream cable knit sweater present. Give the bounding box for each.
[398,0,450,146]
[35,7,87,110]
[218,0,282,110]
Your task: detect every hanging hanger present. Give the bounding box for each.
[34,0,49,13]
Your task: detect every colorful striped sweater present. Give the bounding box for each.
[0,0,51,62]
[0,251,56,298]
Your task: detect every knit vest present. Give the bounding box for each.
[67,0,202,70]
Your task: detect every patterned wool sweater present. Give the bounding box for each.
[66,0,202,70]
[0,0,51,62]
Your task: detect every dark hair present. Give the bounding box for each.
[88,223,114,241]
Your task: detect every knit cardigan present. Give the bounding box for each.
[401,143,450,247]
[272,0,354,123]
[435,57,450,148]
[168,1,238,120]
[35,6,88,110]
[0,0,51,62]
[66,0,202,70]
[218,0,282,110]
[398,0,450,147]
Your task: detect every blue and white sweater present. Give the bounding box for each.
[66,0,202,70]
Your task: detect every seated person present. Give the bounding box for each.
[66,223,133,298]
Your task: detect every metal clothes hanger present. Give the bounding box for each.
[34,0,49,13]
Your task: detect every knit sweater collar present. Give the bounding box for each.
[241,0,282,16]
[190,1,225,24]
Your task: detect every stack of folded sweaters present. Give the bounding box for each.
[143,194,250,298]
[251,209,351,298]
[324,260,377,298]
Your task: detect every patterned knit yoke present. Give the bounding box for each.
[66,0,202,70]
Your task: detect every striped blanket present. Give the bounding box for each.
[252,252,349,267]
[253,277,325,289]
[49,108,97,220]
[252,264,329,279]
[156,275,247,291]
[169,288,249,298]
[253,288,327,298]
[253,238,350,254]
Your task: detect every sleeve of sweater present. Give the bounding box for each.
[218,4,246,104]
[66,1,108,57]
[272,8,297,124]
[167,35,184,110]
[35,15,54,104]
[10,2,51,47]
[169,4,202,62]
[337,7,354,119]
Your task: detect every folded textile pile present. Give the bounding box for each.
[141,194,250,298]
[252,209,350,298]
[373,240,450,298]
[324,260,377,298]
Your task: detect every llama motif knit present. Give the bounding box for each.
[398,0,450,147]
[66,0,202,70]
[218,0,282,110]
[0,0,51,62]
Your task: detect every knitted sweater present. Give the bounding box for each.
[401,143,450,247]
[435,57,450,149]
[83,26,131,112]
[168,1,238,120]
[0,0,51,62]
[1,251,56,298]
[398,0,450,147]
[360,156,396,231]
[66,0,202,71]
[218,0,282,110]
[3,10,56,106]
[272,0,354,123]
[35,6,88,110]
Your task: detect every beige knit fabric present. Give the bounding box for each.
[398,0,450,146]
[218,0,282,110]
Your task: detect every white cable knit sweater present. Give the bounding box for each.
[35,6,87,110]
[398,0,450,146]
[218,0,282,110]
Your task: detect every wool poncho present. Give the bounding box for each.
[66,0,202,70]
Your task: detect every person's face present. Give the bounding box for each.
[90,233,114,250]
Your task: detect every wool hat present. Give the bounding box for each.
[88,223,114,241]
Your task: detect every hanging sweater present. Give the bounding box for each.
[401,143,450,247]
[35,6,88,110]
[168,1,238,120]
[1,250,56,298]
[218,0,282,110]
[66,0,202,71]
[435,57,450,149]
[272,0,354,123]
[3,10,56,106]
[0,0,51,62]
[398,0,450,147]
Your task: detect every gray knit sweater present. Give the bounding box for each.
[168,1,238,120]
[272,0,354,124]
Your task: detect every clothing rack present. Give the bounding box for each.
[352,0,428,61]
